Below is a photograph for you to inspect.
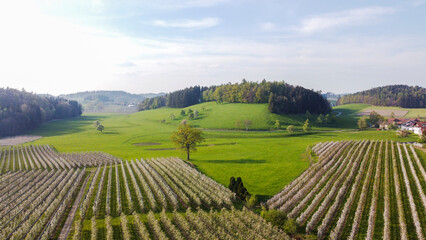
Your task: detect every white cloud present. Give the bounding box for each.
[0,2,424,95]
[153,18,219,29]
[297,7,395,34]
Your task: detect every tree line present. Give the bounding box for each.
[337,85,425,108]
[0,87,82,137]
[138,80,331,115]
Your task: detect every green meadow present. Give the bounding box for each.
[29,103,421,197]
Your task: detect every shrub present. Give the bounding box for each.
[398,130,410,138]
[245,194,258,209]
[260,209,287,227]
[283,218,297,235]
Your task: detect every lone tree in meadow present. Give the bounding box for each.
[93,120,104,133]
[97,124,104,133]
[275,120,280,129]
[171,124,205,160]
[303,119,311,133]
[358,116,368,130]
[93,120,100,128]
[369,111,383,127]
[244,120,252,131]
[287,125,294,134]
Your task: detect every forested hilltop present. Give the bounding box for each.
[337,85,425,108]
[139,80,331,114]
[0,88,82,137]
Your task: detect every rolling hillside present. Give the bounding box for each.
[27,102,421,196]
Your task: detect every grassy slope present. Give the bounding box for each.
[29,103,421,197]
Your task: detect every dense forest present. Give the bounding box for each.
[0,88,82,137]
[337,85,425,108]
[138,80,331,114]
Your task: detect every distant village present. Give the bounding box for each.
[380,118,426,136]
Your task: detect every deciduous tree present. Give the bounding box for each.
[303,119,311,133]
[244,120,252,131]
[287,125,294,134]
[171,124,205,160]
[358,116,368,130]
[275,120,280,129]
[97,124,104,133]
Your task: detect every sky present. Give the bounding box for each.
[0,0,425,95]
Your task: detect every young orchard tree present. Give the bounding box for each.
[236,120,242,129]
[188,112,195,120]
[287,125,294,134]
[275,120,280,129]
[244,120,252,131]
[171,124,205,160]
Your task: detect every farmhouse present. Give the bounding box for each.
[381,118,425,136]
[413,121,426,135]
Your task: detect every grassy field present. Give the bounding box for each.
[28,103,422,197]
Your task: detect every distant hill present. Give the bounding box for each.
[337,85,425,108]
[60,90,165,113]
[322,92,348,107]
[139,80,331,115]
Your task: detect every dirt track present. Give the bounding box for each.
[58,175,89,240]
[0,135,42,146]
[357,109,408,117]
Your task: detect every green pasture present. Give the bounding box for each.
[28,103,422,197]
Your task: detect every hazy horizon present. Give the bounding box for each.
[5,82,423,97]
[1,1,425,95]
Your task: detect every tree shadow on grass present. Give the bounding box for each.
[30,115,109,137]
[203,159,267,164]
[101,131,119,135]
[257,194,273,202]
